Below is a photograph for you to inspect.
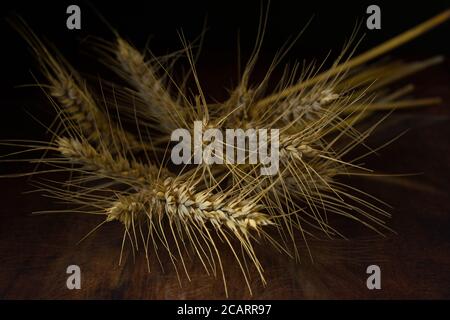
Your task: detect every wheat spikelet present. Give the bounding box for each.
[115,37,186,133]
[56,136,163,184]
[279,88,340,123]
[105,175,275,295]
[11,20,149,152]
[51,75,147,151]
[105,177,273,253]
[55,135,273,293]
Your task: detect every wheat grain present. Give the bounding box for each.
[106,177,272,231]
[280,88,340,123]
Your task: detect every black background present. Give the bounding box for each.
[0,0,449,140]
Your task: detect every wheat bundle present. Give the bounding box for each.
[4,10,449,296]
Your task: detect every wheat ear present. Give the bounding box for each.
[115,38,187,133]
[56,137,164,185]
[12,20,147,151]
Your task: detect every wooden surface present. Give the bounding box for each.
[0,63,449,300]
